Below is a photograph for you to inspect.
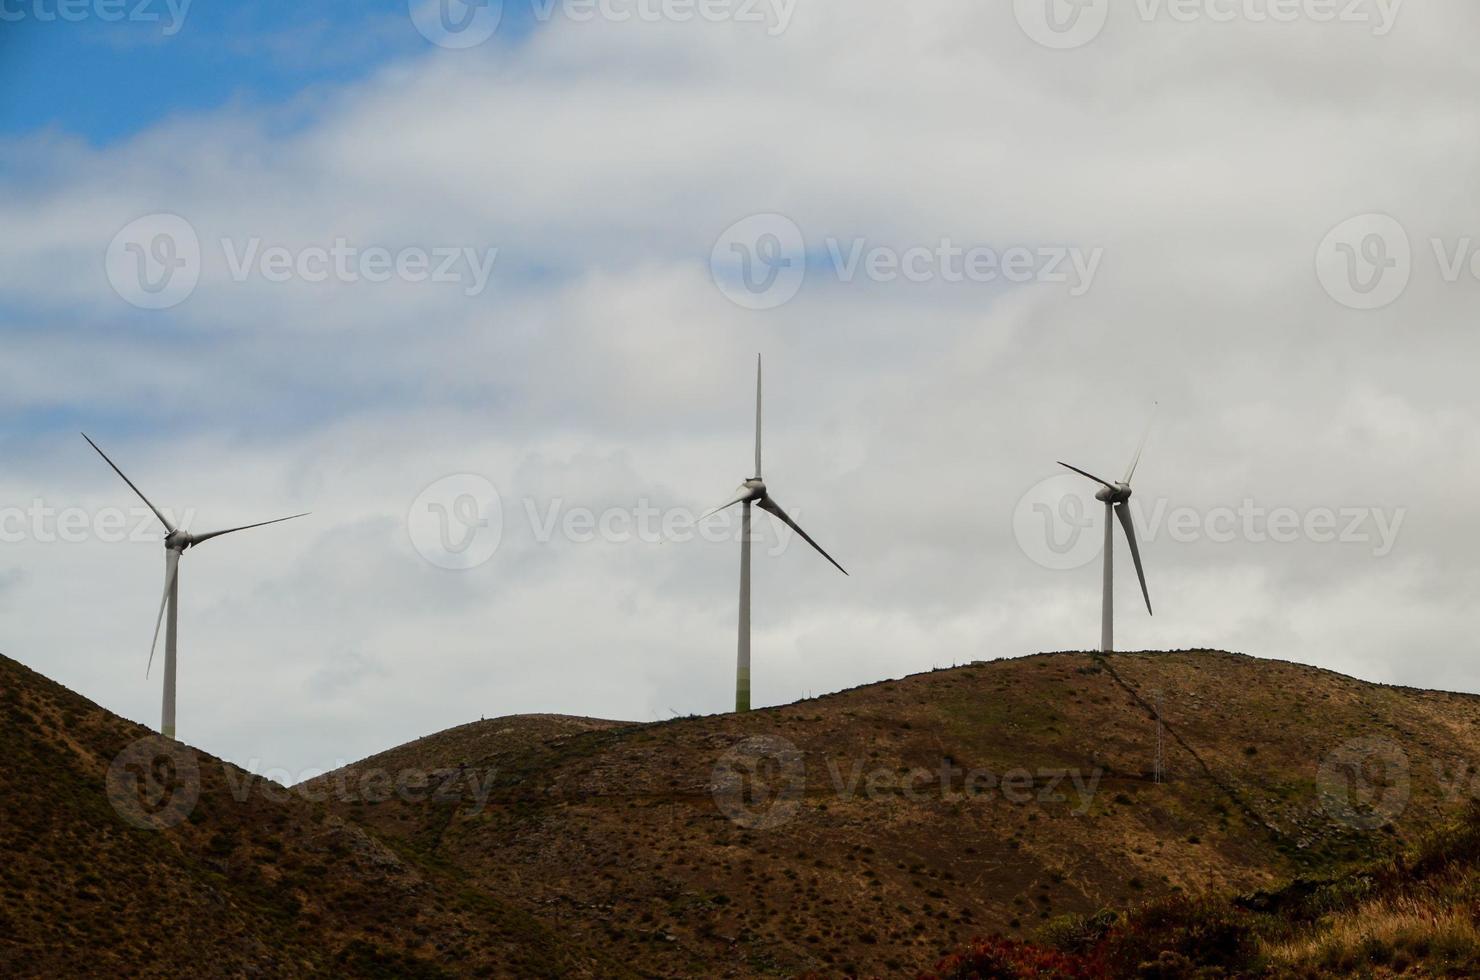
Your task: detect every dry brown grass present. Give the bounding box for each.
[1264,888,1480,975]
[13,648,1480,977]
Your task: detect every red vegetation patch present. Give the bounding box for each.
[920,936,1107,979]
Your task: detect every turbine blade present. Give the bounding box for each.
[754,354,763,479]
[1124,402,1159,484]
[1115,502,1152,616]
[81,433,176,534]
[147,550,180,678]
[758,496,848,576]
[698,488,753,523]
[1056,461,1116,491]
[190,512,310,547]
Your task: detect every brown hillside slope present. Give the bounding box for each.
[305,714,631,846]
[305,650,1480,977]
[0,654,629,979]
[6,649,1478,978]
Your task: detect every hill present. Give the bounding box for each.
[6,649,1480,977]
[0,654,628,978]
[304,650,1480,976]
[923,801,1480,977]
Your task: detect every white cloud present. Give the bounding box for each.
[2,2,1479,774]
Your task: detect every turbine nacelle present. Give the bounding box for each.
[1054,401,1159,649]
[700,355,849,714]
[81,432,309,734]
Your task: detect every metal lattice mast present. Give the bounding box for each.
[1153,688,1165,784]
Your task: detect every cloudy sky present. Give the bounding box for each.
[2,0,1477,777]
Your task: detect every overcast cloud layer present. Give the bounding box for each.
[2,0,1478,777]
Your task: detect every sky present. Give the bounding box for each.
[2,0,1478,778]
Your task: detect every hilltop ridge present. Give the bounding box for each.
[5,649,1479,977]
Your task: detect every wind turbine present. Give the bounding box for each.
[82,433,308,741]
[1057,406,1156,653]
[698,355,848,712]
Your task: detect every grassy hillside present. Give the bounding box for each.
[6,648,1480,977]
[923,803,1480,978]
[0,654,628,979]
[302,650,1480,976]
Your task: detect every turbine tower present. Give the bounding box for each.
[698,356,848,712]
[1057,406,1156,652]
[83,434,308,740]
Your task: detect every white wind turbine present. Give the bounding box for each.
[697,356,848,712]
[1057,406,1157,653]
[83,434,308,740]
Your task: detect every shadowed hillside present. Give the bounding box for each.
[923,802,1480,978]
[302,650,1480,977]
[6,649,1480,977]
[0,655,628,979]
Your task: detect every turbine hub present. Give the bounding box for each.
[1096,483,1132,504]
[743,478,767,501]
[164,530,193,552]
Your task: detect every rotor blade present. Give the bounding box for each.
[190,512,310,547]
[1124,402,1159,484]
[697,488,753,523]
[147,550,180,678]
[758,496,848,576]
[81,433,176,534]
[1056,461,1116,491]
[1115,502,1152,616]
[754,354,763,479]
